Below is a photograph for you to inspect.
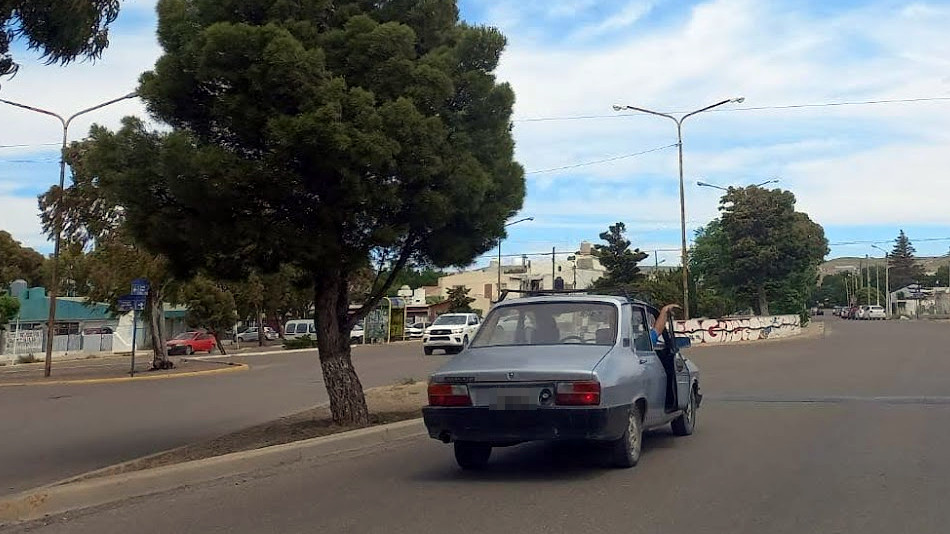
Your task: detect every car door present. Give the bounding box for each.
[667,317,692,412]
[632,305,666,425]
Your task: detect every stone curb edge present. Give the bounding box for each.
[0,418,426,525]
[0,362,248,388]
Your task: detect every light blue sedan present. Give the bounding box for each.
[422,293,701,470]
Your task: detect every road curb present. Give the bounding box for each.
[0,362,248,388]
[0,418,426,525]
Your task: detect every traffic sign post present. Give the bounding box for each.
[120,281,148,376]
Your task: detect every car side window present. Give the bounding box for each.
[631,307,653,351]
[309,323,316,333]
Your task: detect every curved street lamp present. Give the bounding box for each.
[497,217,534,299]
[613,97,744,319]
[0,92,139,376]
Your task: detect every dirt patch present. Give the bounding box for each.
[66,380,429,483]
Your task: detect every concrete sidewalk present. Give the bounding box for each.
[0,356,246,386]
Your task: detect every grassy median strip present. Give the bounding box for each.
[67,380,429,483]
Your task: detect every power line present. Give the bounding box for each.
[0,158,58,164]
[525,143,678,175]
[0,142,60,149]
[830,237,950,246]
[515,96,950,123]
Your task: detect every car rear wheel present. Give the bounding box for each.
[610,404,643,468]
[185,346,194,356]
[454,441,491,470]
[671,387,697,436]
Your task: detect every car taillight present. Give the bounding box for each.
[555,381,601,406]
[428,383,472,407]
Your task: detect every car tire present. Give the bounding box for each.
[671,387,697,436]
[454,441,491,470]
[424,347,433,355]
[186,346,194,356]
[610,404,643,468]
[462,336,470,348]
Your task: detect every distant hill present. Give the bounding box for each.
[820,256,947,277]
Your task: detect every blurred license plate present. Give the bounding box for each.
[488,388,537,410]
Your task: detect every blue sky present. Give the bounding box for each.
[2,0,950,267]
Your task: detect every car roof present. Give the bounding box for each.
[494,293,647,309]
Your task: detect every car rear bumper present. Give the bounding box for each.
[422,405,628,444]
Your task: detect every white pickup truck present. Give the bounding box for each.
[423,313,481,355]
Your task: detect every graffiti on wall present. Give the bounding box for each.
[674,315,801,344]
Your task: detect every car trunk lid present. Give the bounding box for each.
[429,345,610,409]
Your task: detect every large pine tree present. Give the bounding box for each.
[889,230,926,290]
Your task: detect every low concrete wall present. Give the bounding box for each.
[674,314,801,345]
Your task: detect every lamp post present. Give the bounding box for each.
[497,217,533,301]
[872,245,889,315]
[0,92,139,376]
[613,97,745,319]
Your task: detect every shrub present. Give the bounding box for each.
[16,353,39,364]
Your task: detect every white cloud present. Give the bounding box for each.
[495,0,950,231]
[573,1,656,39]
[0,194,46,250]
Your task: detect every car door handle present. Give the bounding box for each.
[639,358,649,365]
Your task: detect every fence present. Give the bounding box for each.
[0,331,115,355]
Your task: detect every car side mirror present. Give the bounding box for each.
[675,336,691,350]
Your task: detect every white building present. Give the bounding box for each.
[437,242,608,314]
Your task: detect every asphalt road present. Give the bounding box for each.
[0,341,446,495]
[7,318,950,534]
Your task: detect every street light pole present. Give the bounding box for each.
[496,217,533,301]
[0,92,138,377]
[613,98,744,319]
[872,245,890,316]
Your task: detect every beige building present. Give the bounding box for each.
[437,242,607,314]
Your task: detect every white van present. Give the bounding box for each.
[284,319,317,340]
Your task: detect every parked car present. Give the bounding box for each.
[237,326,278,342]
[284,319,317,341]
[865,305,887,320]
[406,321,429,339]
[351,322,365,344]
[166,331,216,355]
[423,313,481,355]
[422,293,701,470]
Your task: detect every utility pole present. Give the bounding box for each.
[551,247,556,290]
[0,92,138,377]
[875,263,880,306]
[866,255,871,305]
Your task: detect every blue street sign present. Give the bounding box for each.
[131,278,150,297]
[118,294,146,312]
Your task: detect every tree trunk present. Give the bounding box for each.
[146,285,170,369]
[212,329,227,355]
[314,271,369,426]
[757,284,770,316]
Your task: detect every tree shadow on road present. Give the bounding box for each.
[408,430,677,483]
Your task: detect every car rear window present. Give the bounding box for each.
[472,301,618,348]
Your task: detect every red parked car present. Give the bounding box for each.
[166,331,217,355]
